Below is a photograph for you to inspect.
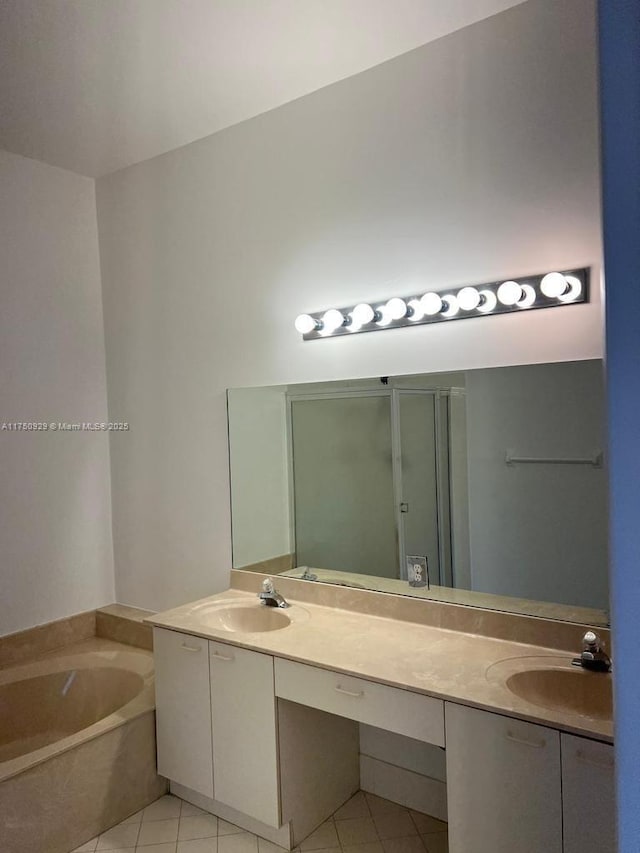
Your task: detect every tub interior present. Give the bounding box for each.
[0,667,144,762]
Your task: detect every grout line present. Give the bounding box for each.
[133,804,144,849]
[176,795,183,850]
[363,792,372,819]
[408,811,422,836]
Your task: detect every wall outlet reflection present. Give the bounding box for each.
[407,555,429,588]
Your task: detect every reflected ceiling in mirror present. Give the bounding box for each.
[227,360,608,626]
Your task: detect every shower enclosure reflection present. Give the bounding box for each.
[227,361,608,625]
[289,387,458,587]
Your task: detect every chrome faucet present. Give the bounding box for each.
[258,577,290,608]
[572,631,612,672]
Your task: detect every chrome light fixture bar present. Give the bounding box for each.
[294,268,589,340]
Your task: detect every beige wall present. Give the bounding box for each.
[96,0,602,611]
[0,150,114,635]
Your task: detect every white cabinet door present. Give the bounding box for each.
[562,733,616,853]
[446,702,562,853]
[153,628,214,798]
[209,640,280,827]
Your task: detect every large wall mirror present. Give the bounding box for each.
[227,359,608,626]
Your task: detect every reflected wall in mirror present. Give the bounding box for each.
[227,360,608,625]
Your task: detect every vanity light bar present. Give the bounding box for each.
[294,268,589,340]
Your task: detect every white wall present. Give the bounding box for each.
[227,386,290,567]
[0,150,114,636]
[465,360,607,610]
[96,0,602,611]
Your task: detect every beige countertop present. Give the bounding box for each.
[147,589,613,744]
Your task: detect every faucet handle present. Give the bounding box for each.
[582,630,600,650]
[262,577,275,594]
[577,630,611,672]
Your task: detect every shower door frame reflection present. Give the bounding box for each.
[285,388,453,585]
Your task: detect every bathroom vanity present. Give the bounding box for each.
[148,582,615,853]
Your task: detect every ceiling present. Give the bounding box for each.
[0,0,526,178]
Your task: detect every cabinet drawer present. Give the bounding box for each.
[274,658,444,747]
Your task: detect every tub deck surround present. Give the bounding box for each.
[0,636,156,784]
[96,603,155,650]
[1,708,166,853]
[0,602,155,671]
[146,589,613,743]
[0,608,96,669]
[0,635,166,853]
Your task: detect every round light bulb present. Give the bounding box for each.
[441,294,459,318]
[351,303,375,326]
[497,280,523,306]
[295,313,317,334]
[476,289,497,314]
[457,286,481,311]
[540,272,569,298]
[516,284,536,309]
[321,309,345,333]
[407,298,424,321]
[385,297,408,321]
[557,274,582,303]
[420,292,443,316]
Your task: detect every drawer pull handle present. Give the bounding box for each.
[211,650,234,662]
[335,684,364,698]
[576,749,614,770]
[506,730,545,749]
[181,642,201,652]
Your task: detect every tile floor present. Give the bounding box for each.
[71,791,448,853]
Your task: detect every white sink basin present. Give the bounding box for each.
[506,667,612,720]
[190,599,308,633]
[206,605,290,633]
[486,655,613,722]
